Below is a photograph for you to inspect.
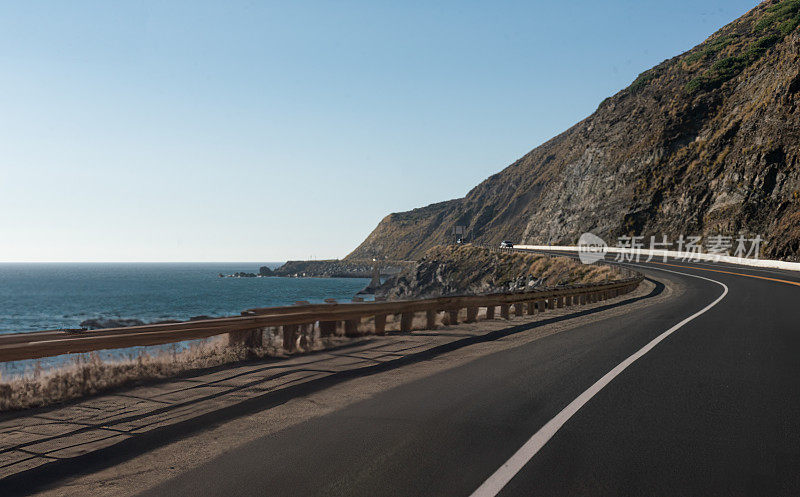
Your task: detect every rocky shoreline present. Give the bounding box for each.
[258,259,413,279]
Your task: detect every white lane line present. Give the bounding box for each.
[469,266,729,497]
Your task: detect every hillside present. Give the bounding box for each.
[375,244,623,300]
[348,0,800,261]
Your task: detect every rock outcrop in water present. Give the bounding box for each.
[348,0,800,261]
[79,318,146,330]
[79,316,213,330]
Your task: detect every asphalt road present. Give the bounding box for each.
[140,255,800,496]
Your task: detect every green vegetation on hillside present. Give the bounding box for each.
[684,35,733,64]
[687,0,800,93]
[629,69,660,93]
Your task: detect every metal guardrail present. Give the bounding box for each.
[0,274,643,363]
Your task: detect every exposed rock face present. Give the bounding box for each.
[348,0,800,261]
[376,245,621,300]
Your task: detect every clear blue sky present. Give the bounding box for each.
[0,0,758,262]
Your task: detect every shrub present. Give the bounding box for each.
[629,69,659,93]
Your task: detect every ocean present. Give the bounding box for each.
[0,263,371,377]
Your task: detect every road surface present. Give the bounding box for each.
[131,254,800,496]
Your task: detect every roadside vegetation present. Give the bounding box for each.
[0,339,271,411]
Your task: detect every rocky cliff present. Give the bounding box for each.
[376,245,622,300]
[348,0,800,261]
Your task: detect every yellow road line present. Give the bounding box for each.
[649,261,800,288]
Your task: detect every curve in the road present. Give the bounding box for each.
[470,265,728,497]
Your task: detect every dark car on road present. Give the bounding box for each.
[500,240,514,248]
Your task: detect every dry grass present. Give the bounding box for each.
[0,324,389,412]
[0,339,283,412]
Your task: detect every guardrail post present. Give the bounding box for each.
[466,307,478,323]
[426,310,438,329]
[526,301,536,315]
[500,304,510,319]
[564,295,573,306]
[557,296,565,308]
[227,328,264,348]
[485,305,496,319]
[344,319,360,337]
[298,324,312,351]
[319,321,337,337]
[548,298,555,310]
[374,314,387,335]
[513,303,524,317]
[400,312,414,332]
[447,309,458,325]
[283,325,299,353]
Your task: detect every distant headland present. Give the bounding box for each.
[219,259,415,279]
